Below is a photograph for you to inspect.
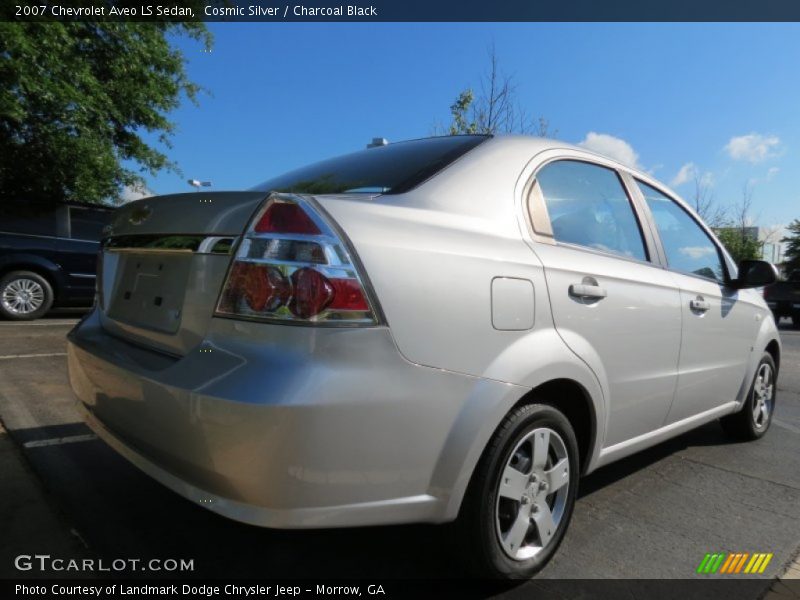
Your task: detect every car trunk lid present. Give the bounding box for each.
[98,192,266,356]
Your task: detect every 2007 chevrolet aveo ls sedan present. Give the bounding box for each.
[68,135,780,578]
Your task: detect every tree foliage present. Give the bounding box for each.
[443,46,554,137]
[712,183,765,264]
[782,219,800,276]
[0,21,211,205]
[715,228,763,265]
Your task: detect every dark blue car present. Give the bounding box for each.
[0,200,113,320]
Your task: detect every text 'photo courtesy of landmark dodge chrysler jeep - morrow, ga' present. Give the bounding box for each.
[67,135,781,578]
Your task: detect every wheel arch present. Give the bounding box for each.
[511,378,597,476]
[765,338,780,374]
[435,368,604,523]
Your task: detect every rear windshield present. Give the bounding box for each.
[251,135,489,195]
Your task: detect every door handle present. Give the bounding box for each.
[689,297,710,312]
[569,283,607,300]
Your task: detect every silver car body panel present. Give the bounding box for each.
[68,135,780,528]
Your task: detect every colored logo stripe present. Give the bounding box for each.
[697,553,773,575]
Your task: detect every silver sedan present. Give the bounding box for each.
[67,135,781,578]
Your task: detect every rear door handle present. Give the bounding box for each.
[569,283,607,300]
[689,297,710,312]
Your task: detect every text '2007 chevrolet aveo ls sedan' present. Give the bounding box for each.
[68,135,781,578]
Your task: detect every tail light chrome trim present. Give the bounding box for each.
[214,193,383,327]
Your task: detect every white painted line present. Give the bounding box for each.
[23,434,98,448]
[0,352,67,360]
[0,321,77,327]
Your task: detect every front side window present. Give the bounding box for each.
[637,181,726,282]
[536,160,647,261]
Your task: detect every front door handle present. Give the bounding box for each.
[689,297,710,312]
[569,283,607,300]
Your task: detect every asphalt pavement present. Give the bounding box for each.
[0,315,798,596]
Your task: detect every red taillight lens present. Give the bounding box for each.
[329,278,369,311]
[289,268,334,318]
[254,201,321,235]
[215,194,378,325]
[219,262,291,313]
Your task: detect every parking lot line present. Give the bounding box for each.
[0,352,68,360]
[0,320,78,327]
[22,434,97,449]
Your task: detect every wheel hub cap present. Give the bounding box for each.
[495,427,571,561]
[2,278,45,315]
[752,363,774,429]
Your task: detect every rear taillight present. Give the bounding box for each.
[215,194,378,325]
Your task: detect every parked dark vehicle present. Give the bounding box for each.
[765,270,800,328]
[0,200,113,320]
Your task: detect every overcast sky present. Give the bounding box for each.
[135,22,800,227]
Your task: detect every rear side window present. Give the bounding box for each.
[0,202,57,236]
[536,160,647,261]
[637,181,726,282]
[251,135,489,195]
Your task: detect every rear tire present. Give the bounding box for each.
[720,352,776,441]
[0,271,53,321]
[457,403,579,579]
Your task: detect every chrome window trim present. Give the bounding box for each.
[0,231,100,244]
[103,235,237,255]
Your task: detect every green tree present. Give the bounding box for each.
[448,89,478,135]
[0,21,211,205]
[715,228,763,265]
[713,183,765,265]
[782,219,800,276]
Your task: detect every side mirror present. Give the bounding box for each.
[734,259,778,289]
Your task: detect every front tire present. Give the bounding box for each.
[0,271,54,320]
[720,352,776,440]
[458,403,579,579]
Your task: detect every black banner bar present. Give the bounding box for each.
[6,0,800,22]
[2,578,788,600]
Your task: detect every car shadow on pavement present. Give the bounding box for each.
[2,416,748,582]
[578,420,741,499]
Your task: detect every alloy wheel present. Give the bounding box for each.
[495,427,571,561]
[752,363,774,429]
[1,278,45,315]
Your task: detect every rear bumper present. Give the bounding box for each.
[67,309,522,528]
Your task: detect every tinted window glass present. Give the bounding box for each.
[637,181,725,282]
[0,201,57,236]
[536,160,647,261]
[69,207,111,241]
[251,136,488,195]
